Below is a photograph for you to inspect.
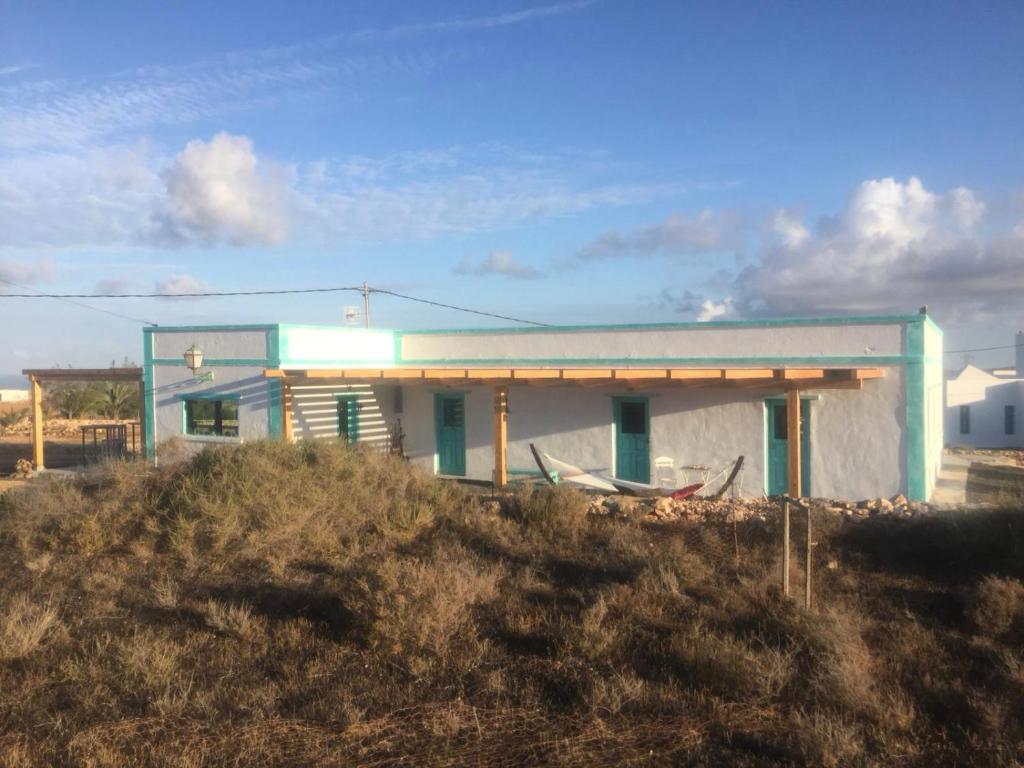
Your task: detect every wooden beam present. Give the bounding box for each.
[21,367,143,383]
[30,376,44,471]
[264,369,287,378]
[493,386,508,487]
[388,369,426,379]
[786,388,801,498]
[724,368,776,380]
[137,379,147,457]
[561,369,614,379]
[669,369,723,380]
[512,369,561,380]
[423,368,467,379]
[781,369,825,380]
[613,369,670,380]
[466,369,513,379]
[282,383,294,444]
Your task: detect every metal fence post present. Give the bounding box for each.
[782,499,791,598]
[805,505,813,610]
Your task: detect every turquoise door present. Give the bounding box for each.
[766,399,810,496]
[614,396,650,483]
[337,397,359,443]
[434,393,466,476]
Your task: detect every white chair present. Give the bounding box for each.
[654,456,677,488]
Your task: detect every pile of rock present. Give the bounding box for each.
[588,494,778,524]
[587,492,933,524]
[820,493,932,519]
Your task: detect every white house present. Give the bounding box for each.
[142,312,944,501]
[945,332,1023,449]
[0,389,29,403]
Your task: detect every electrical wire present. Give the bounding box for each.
[0,281,550,327]
[0,277,159,327]
[370,288,552,327]
[945,342,1023,355]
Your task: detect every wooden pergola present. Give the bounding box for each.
[21,368,144,471]
[265,365,885,497]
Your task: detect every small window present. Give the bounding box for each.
[959,405,970,435]
[1006,405,1016,436]
[442,397,464,428]
[773,404,788,440]
[620,401,647,435]
[184,398,239,437]
[338,398,359,443]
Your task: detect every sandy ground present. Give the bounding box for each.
[0,435,85,473]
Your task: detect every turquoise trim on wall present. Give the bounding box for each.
[143,324,278,333]
[905,319,926,500]
[177,392,242,401]
[400,313,925,337]
[152,358,272,367]
[142,330,155,459]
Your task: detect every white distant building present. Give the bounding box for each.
[140,312,944,501]
[0,389,29,403]
[945,331,1024,449]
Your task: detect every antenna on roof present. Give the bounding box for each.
[343,306,361,326]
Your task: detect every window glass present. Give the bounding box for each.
[1006,405,1016,436]
[620,401,646,435]
[184,399,239,437]
[959,405,970,435]
[773,404,788,440]
[443,398,464,428]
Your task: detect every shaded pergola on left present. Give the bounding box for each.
[21,368,144,471]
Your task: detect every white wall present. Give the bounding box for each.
[946,365,1023,448]
[152,329,271,361]
[400,321,907,363]
[150,363,273,459]
[0,389,29,402]
[399,371,907,499]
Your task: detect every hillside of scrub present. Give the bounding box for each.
[0,442,1023,766]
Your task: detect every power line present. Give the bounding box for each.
[0,277,159,327]
[371,288,552,327]
[945,342,1023,355]
[0,285,364,298]
[0,281,550,327]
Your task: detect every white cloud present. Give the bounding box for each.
[577,209,743,260]
[732,176,1024,320]
[0,258,56,290]
[153,132,291,246]
[453,251,543,279]
[697,297,734,322]
[770,208,810,248]
[154,274,210,299]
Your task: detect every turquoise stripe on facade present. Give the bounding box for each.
[151,358,272,367]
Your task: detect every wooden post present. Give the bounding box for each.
[137,379,147,458]
[805,505,813,610]
[30,376,44,470]
[282,383,294,443]
[493,386,508,488]
[782,499,791,598]
[786,388,801,498]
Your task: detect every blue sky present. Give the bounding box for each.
[1,0,1023,375]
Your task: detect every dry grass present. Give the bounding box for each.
[0,440,1021,766]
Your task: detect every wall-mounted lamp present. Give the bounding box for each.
[184,344,214,382]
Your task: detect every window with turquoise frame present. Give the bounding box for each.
[182,395,240,437]
[336,395,360,443]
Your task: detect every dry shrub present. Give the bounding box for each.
[202,599,259,639]
[786,708,865,768]
[970,575,1024,637]
[0,594,60,661]
[504,485,589,534]
[367,547,502,678]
